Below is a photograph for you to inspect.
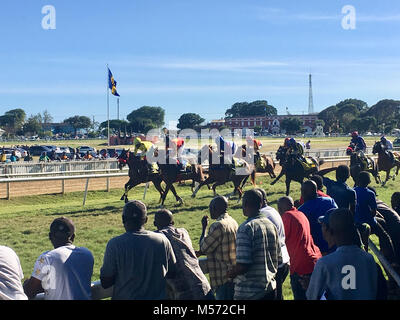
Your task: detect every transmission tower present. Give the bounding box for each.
[308,74,314,114]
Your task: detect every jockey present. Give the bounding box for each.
[165,135,186,168]
[215,135,238,166]
[350,131,367,154]
[287,138,305,164]
[133,137,155,160]
[381,136,395,163]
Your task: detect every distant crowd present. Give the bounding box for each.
[1,162,400,300]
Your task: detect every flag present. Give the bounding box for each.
[108,67,120,97]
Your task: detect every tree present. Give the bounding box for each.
[225,100,277,118]
[0,108,26,137]
[99,119,130,134]
[23,114,43,136]
[177,113,205,130]
[127,106,165,133]
[280,117,303,135]
[42,110,53,124]
[63,115,92,136]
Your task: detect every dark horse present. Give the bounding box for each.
[347,148,379,186]
[118,149,165,203]
[372,141,400,186]
[240,144,276,180]
[270,146,323,196]
[191,145,256,201]
[155,148,207,207]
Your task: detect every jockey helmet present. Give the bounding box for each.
[380,136,387,143]
[289,138,296,147]
[133,137,142,147]
[351,131,359,138]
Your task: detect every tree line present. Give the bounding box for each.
[1,98,398,138]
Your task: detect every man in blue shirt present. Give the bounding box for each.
[318,165,356,214]
[350,131,367,153]
[306,208,382,300]
[298,180,338,255]
[355,172,395,263]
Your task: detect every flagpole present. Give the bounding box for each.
[117,97,120,121]
[107,64,110,147]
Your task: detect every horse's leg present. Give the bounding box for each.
[271,169,284,185]
[213,181,225,197]
[285,177,291,196]
[121,178,135,202]
[192,176,213,198]
[169,183,183,205]
[160,182,171,207]
[152,177,165,204]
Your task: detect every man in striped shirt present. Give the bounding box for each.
[198,196,239,300]
[228,189,282,300]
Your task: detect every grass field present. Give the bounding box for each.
[1,161,399,300]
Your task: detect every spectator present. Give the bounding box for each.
[376,200,400,264]
[100,200,176,300]
[24,151,33,162]
[10,151,18,162]
[228,189,282,300]
[298,175,330,206]
[197,196,238,300]
[277,196,322,300]
[318,165,356,214]
[0,245,27,300]
[0,149,6,162]
[154,209,213,300]
[60,152,68,161]
[306,208,384,300]
[354,171,395,262]
[84,151,93,160]
[298,180,338,255]
[256,188,290,300]
[39,152,50,162]
[392,192,400,215]
[23,217,94,300]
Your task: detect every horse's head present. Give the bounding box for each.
[118,149,129,170]
[276,146,287,162]
[372,141,382,154]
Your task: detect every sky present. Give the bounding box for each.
[1,0,400,128]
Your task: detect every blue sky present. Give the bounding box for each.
[1,0,400,127]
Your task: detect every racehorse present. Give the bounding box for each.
[240,144,276,179]
[191,145,256,200]
[372,141,400,186]
[155,148,208,207]
[270,146,323,196]
[347,148,379,186]
[118,149,165,203]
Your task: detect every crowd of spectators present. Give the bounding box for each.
[1,165,400,300]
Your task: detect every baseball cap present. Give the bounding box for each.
[50,217,75,236]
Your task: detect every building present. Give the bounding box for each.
[224,114,319,133]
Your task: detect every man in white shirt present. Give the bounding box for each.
[257,188,290,300]
[23,217,94,300]
[0,246,27,300]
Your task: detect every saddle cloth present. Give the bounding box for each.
[300,157,316,171]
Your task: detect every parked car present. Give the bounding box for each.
[78,146,96,153]
[29,145,53,156]
[393,138,400,148]
[100,148,123,158]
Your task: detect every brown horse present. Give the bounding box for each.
[191,145,256,200]
[347,148,379,186]
[240,144,276,179]
[155,148,207,207]
[372,141,400,186]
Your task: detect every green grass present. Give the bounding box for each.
[1,165,399,300]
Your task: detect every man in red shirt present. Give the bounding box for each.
[297,175,330,206]
[277,196,322,300]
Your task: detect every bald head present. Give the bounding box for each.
[277,196,294,215]
[391,192,400,211]
[301,180,318,202]
[255,188,267,207]
[209,196,228,219]
[327,208,357,245]
[154,209,174,230]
